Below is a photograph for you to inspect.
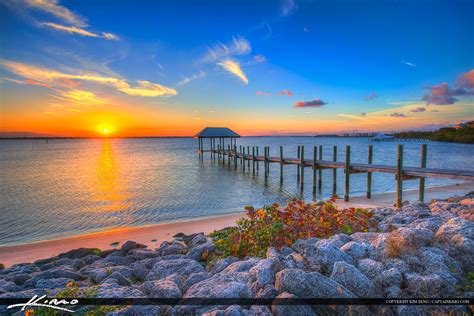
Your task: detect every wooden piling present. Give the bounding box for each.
[300,146,305,189]
[280,146,284,183]
[318,145,323,190]
[247,146,250,169]
[234,145,238,169]
[419,144,427,202]
[367,145,373,198]
[256,147,259,172]
[264,146,269,179]
[227,144,231,166]
[252,146,256,175]
[297,145,300,182]
[239,145,242,166]
[243,147,246,171]
[333,146,337,195]
[396,144,404,208]
[344,145,351,202]
[313,146,317,194]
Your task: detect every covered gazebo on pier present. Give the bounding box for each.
[194,127,240,160]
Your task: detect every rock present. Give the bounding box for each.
[435,217,474,270]
[130,261,150,281]
[293,239,353,274]
[281,252,306,270]
[36,278,73,289]
[250,305,272,315]
[186,242,216,261]
[340,241,369,260]
[142,279,181,298]
[249,258,280,290]
[112,305,168,315]
[330,261,377,297]
[357,258,384,280]
[11,273,31,286]
[256,284,277,298]
[208,257,239,275]
[156,240,188,256]
[184,274,252,298]
[405,273,443,296]
[121,241,147,252]
[82,254,101,265]
[375,268,402,290]
[104,271,132,286]
[272,292,316,316]
[146,259,204,281]
[349,232,379,245]
[223,305,253,316]
[317,233,352,248]
[217,258,260,283]
[23,267,84,288]
[102,255,136,266]
[0,279,19,292]
[129,249,158,260]
[188,233,208,248]
[182,272,210,293]
[275,268,355,298]
[97,286,144,298]
[88,268,110,284]
[58,248,101,259]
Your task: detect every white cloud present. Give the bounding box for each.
[217,59,248,85]
[177,70,206,86]
[26,0,87,27]
[42,22,119,40]
[401,60,417,67]
[200,37,251,64]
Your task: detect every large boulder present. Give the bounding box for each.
[405,273,443,297]
[156,240,188,256]
[36,277,73,289]
[186,242,216,261]
[357,258,384,280]
[435,217,474,270]
[340,241,370,260]
[216,258,260,283]
[330,261,377,297]
[121,241,147,252]
[146,259,204,281]
[249,258,280,290]
[271,292,316,316]
[292,239,353,274]
[142,278,181,298]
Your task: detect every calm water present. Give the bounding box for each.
[1,137,473,246]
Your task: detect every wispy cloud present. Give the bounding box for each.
[337,114,365,120]
[456,69,474,88]
[364,92,377,101]
[42,22,119,40]
[278,89,294,96]
[401,60,417,67]
[217,59,248,85]
[281,0,297,16]
[295,99,327,108]
[26,0,87,27]
[410,107,426,112]
[177,71,206,86]
[0,59,177,97]
[57,90,107,105]
[25,79,51,87]
[201,37,251,64]
[256,91,271,96]
[389,112,408,118]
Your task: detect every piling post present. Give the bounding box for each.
[367,145,373,198]
[256,147,259,172]
[312,146,317,194]
[396,144,404,208]
[239,145,242,166]
[300,146,305,189]
[264,146,269,179]
[333,146,337,196]
[344,145,351,202]
[318,145,323,190]
[243,147,246,171]
[252,146,256,175]
[227,144,231,166]
[280,146,284,183]
[297,146,300,183]
[234,145,238,169]
[419,144,427,202]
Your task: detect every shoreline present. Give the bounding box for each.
[1,181,472,267]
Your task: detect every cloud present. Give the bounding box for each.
[256,91,271,96]
[43,22,119,40]
[58,90,107,105]
[253,55,266,63]
[278,89,294,96]
[26,0,87,27]
[177,70,206,86]
[281,0,297,16]
[201,37,251,64]
[421,82,471,105]
[456,69,474,89]
[0,59,177,97]
[410,107,426,112]
[217,59,248,85]
[389,112,408,118]
[401,60,416,67]
[295,99,327,108]
[25,79,50,87]
[364,92,377,101]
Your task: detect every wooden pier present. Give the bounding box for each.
[195,128,474,208]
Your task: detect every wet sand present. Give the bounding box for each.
[0,181,472,267]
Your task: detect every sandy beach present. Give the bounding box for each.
[1,181,472,268]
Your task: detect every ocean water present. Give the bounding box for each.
[0,137,473,246]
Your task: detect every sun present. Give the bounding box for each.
[98,124,113,136]
[103,128,109,134]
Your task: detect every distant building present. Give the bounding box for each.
[454,121,474,129]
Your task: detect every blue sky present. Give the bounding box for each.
[1,0,473,136]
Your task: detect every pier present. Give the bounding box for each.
[195,128,474,208]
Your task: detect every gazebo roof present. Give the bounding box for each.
[194,127,240,138]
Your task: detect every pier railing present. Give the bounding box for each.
[201,144,474,208]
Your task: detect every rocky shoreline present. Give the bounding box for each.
[1,194,473,315]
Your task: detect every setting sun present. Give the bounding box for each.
[103,128,109,134]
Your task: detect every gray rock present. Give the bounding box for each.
[58,248,102,259]
[23,267,84,288]
[281,252,306,270]
[142,279,181,298]
[405,273,443,296]
[188,233,208,248]
[330,261,377,297]
[275,268,355,298]
[146,259,204,281]
[182,272,210,293]
[104,271,132,286]
[0,279,19,292]
[89,268,110,284]
[223,305,253,316]
[349,232,379,245]
[82,254,102,265]
[128,249,158,260]
[130,261,149,281]
[340,241,369,260]
[97,285,144,298]
[121,241,147,252]
[11,273,31,286]
[112,305,167,315]
[250,305,272,315]
[186,241,216,261]
[208,257,239,274]
[317,233,352,248]
[435,217,474,270]
[272,292,316,316]
[36,277,73,289]
[102,255,135,266]
[256,284,277,298]
[249,258,279,289]
[156,240,188,256]
[293,239,353,274]
[217,258,260,283]
[184,274,252,298]
[357,258,384,280]
[376,268,402,289]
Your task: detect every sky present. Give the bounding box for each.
[0,0,473,137]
